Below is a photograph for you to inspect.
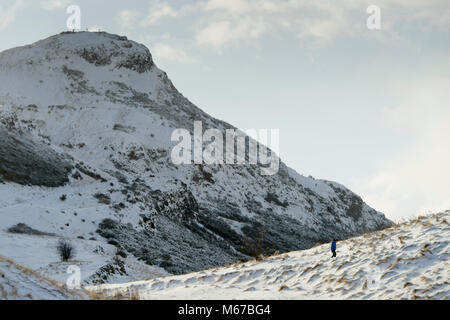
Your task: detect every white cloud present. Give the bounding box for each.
[193,0,361,48]
[358,74,450,221]
[385,0,450,29]
[118,3,177,29]
[151,43,195,63]
[116,9,142,28]
[0,0,25,29]
[203,0,255,15]
[196,17,266,49]
[147,0,450,49]
[144,0,177,25]
[41,0,71,11]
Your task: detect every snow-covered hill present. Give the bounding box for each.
[88,211,449,300]
[0,31,391,280]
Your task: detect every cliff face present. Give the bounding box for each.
[0,32,392,276]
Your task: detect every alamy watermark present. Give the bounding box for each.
[64,4,380,32]
[364,266,383,290]
[66,5,81,30]
[66,265,81,289]
[367,5,381,30]
[170,121,280,176]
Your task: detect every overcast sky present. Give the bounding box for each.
[1,0,449,221]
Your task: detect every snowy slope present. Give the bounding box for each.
[0,254,93,300]
[0,31,392,278]
[0,228,169,285]
[88,211,449,300]
[0,182,169,285]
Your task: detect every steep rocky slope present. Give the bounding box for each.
[0,31,392,277]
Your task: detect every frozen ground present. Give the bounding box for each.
[0,231,168,285]
[0,182,169,285]
[0,254,92,300]
[88,211,449,300]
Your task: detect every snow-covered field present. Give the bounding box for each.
[0,231,167,285]
[0,254,93,300]
[0,183,169,285]
[88,211,449,300]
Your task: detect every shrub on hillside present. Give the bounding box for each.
[57,240,75,261]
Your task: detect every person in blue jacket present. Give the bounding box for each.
[331,239,337,258]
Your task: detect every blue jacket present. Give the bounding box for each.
[331,240,336,251]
